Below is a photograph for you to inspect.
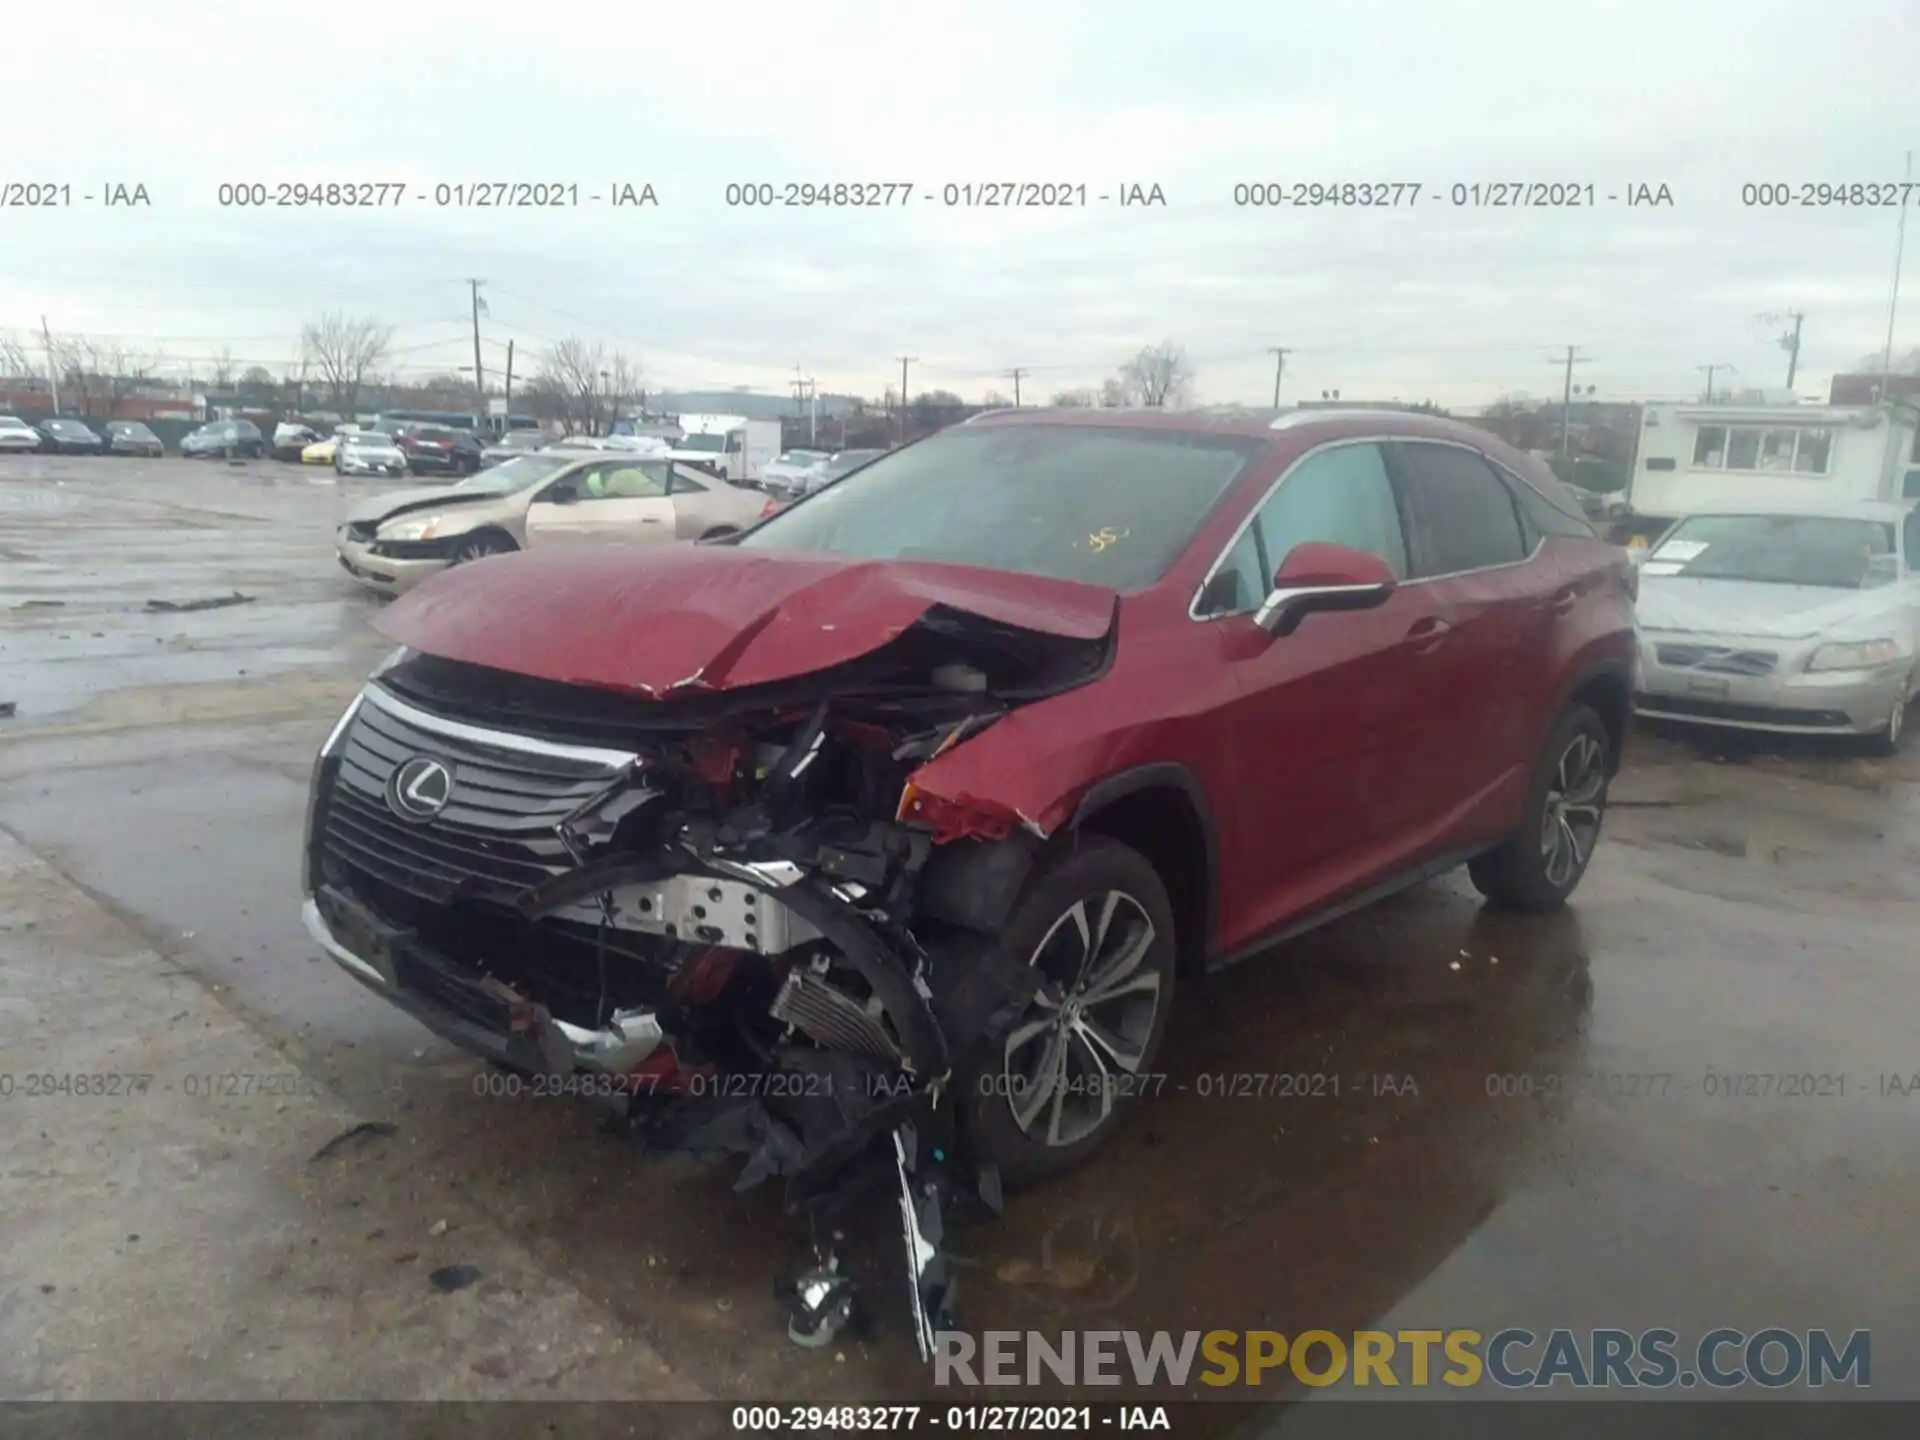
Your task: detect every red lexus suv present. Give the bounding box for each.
[302,407,1634,1334]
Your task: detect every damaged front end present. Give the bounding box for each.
[301,601,1111,1355]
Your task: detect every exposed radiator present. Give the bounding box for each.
[769,968,902,1062]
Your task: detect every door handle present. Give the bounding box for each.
[1404,616,1454,653]
[1549,587,1579,615]
[639,516,664,523]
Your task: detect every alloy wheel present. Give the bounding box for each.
[1002,890,1162,1147]
[1540,732,1605,889]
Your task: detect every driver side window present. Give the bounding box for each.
[1198,442,1406,617]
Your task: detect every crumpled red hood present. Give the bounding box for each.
[374,544,1118,696]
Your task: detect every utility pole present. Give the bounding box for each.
[1778,312,1806,390]
[1697,363,1735,401]
[40,316,59,413]
[807,378,818,446]
[1551,345,1590,458]
[1267,346,1294,408]
[895,356,915,441]
[466,279,487,422]
[1008,367,1027,406]
[503,340,514,411]
[1881,150,1912,398]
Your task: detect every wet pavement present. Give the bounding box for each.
[2,456,1916,1418]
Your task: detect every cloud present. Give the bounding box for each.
[5,0,1919,405]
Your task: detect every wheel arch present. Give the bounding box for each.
[1558,658,1633,775]
[1067,763,1219,974]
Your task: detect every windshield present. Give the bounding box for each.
[449,453,575,495]
[1644,514,1899,589]
[740,424,1264,589]
[677,434,726,452]
[51,421,86,433]
[343,431,390,447]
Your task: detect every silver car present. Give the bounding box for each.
[333,430,410,478]
[335,450,769,596]
[1633,500,1920,752]
[0,415,43,452]
[760,448,831,497]
[800,448,888,495]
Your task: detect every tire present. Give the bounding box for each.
[959,834,1178,1189]
[1468,704,1611,911]
[449,529,516,565]
[1863,674,1912,757]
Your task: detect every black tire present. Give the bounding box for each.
[959,834,1178,1189]
[1862,674,1912,757]
[1468,704,1611,911]
[449,529,517,565]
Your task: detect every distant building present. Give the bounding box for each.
[1829,372,1920,405]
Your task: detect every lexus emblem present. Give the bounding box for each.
[386,756,453,821]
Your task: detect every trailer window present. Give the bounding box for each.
[1690,424,1832,476]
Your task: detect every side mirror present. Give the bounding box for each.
[1254,541,1398,636]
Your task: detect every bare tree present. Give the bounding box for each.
[1049,388,1095,407]
[0,329,34,381]
[1114,342,1194,408]
[981,388,1011,407]
[534,337,643,435]
[47,335,106,415]
[97,343,167,413]
[210,346,237,389]
[300,312,395,416]
[1854,345,1920,374]
[1098,377,1131,408]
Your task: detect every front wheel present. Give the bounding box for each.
[960,835,1177,1189]
[449,530,516,565]
[1469,704,1611,911]
[1863,674,1912,757]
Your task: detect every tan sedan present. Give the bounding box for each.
[335,450,768,595]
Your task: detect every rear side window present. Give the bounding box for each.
[1390,442,1529,577]
[1506,472,1597,540]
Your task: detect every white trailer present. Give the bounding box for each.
[1620,401,1920,547]
[668,414,781,483]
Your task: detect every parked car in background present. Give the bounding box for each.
[37,418,106,454]
[1633,500,1920,753]
[0,416,44,452]
[303,426,370,465]
[333,429,411,479]
[273,422,323,460]
[394,424,484,475]
[760,448,832,497]
[103,421,166,457]
[181,419,266,459]
[801,447,888,493]
[546,434,673,456]
[333,451,767,595]
[478,430,549,468]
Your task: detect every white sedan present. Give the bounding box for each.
[0,415,44,452]
[1633,500,1920,753]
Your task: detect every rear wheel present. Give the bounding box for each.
[960,835,1177,1189]
[450,529,516,565]
[1468,704,1611,911]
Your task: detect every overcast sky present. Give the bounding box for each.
[6,0,1920,408]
